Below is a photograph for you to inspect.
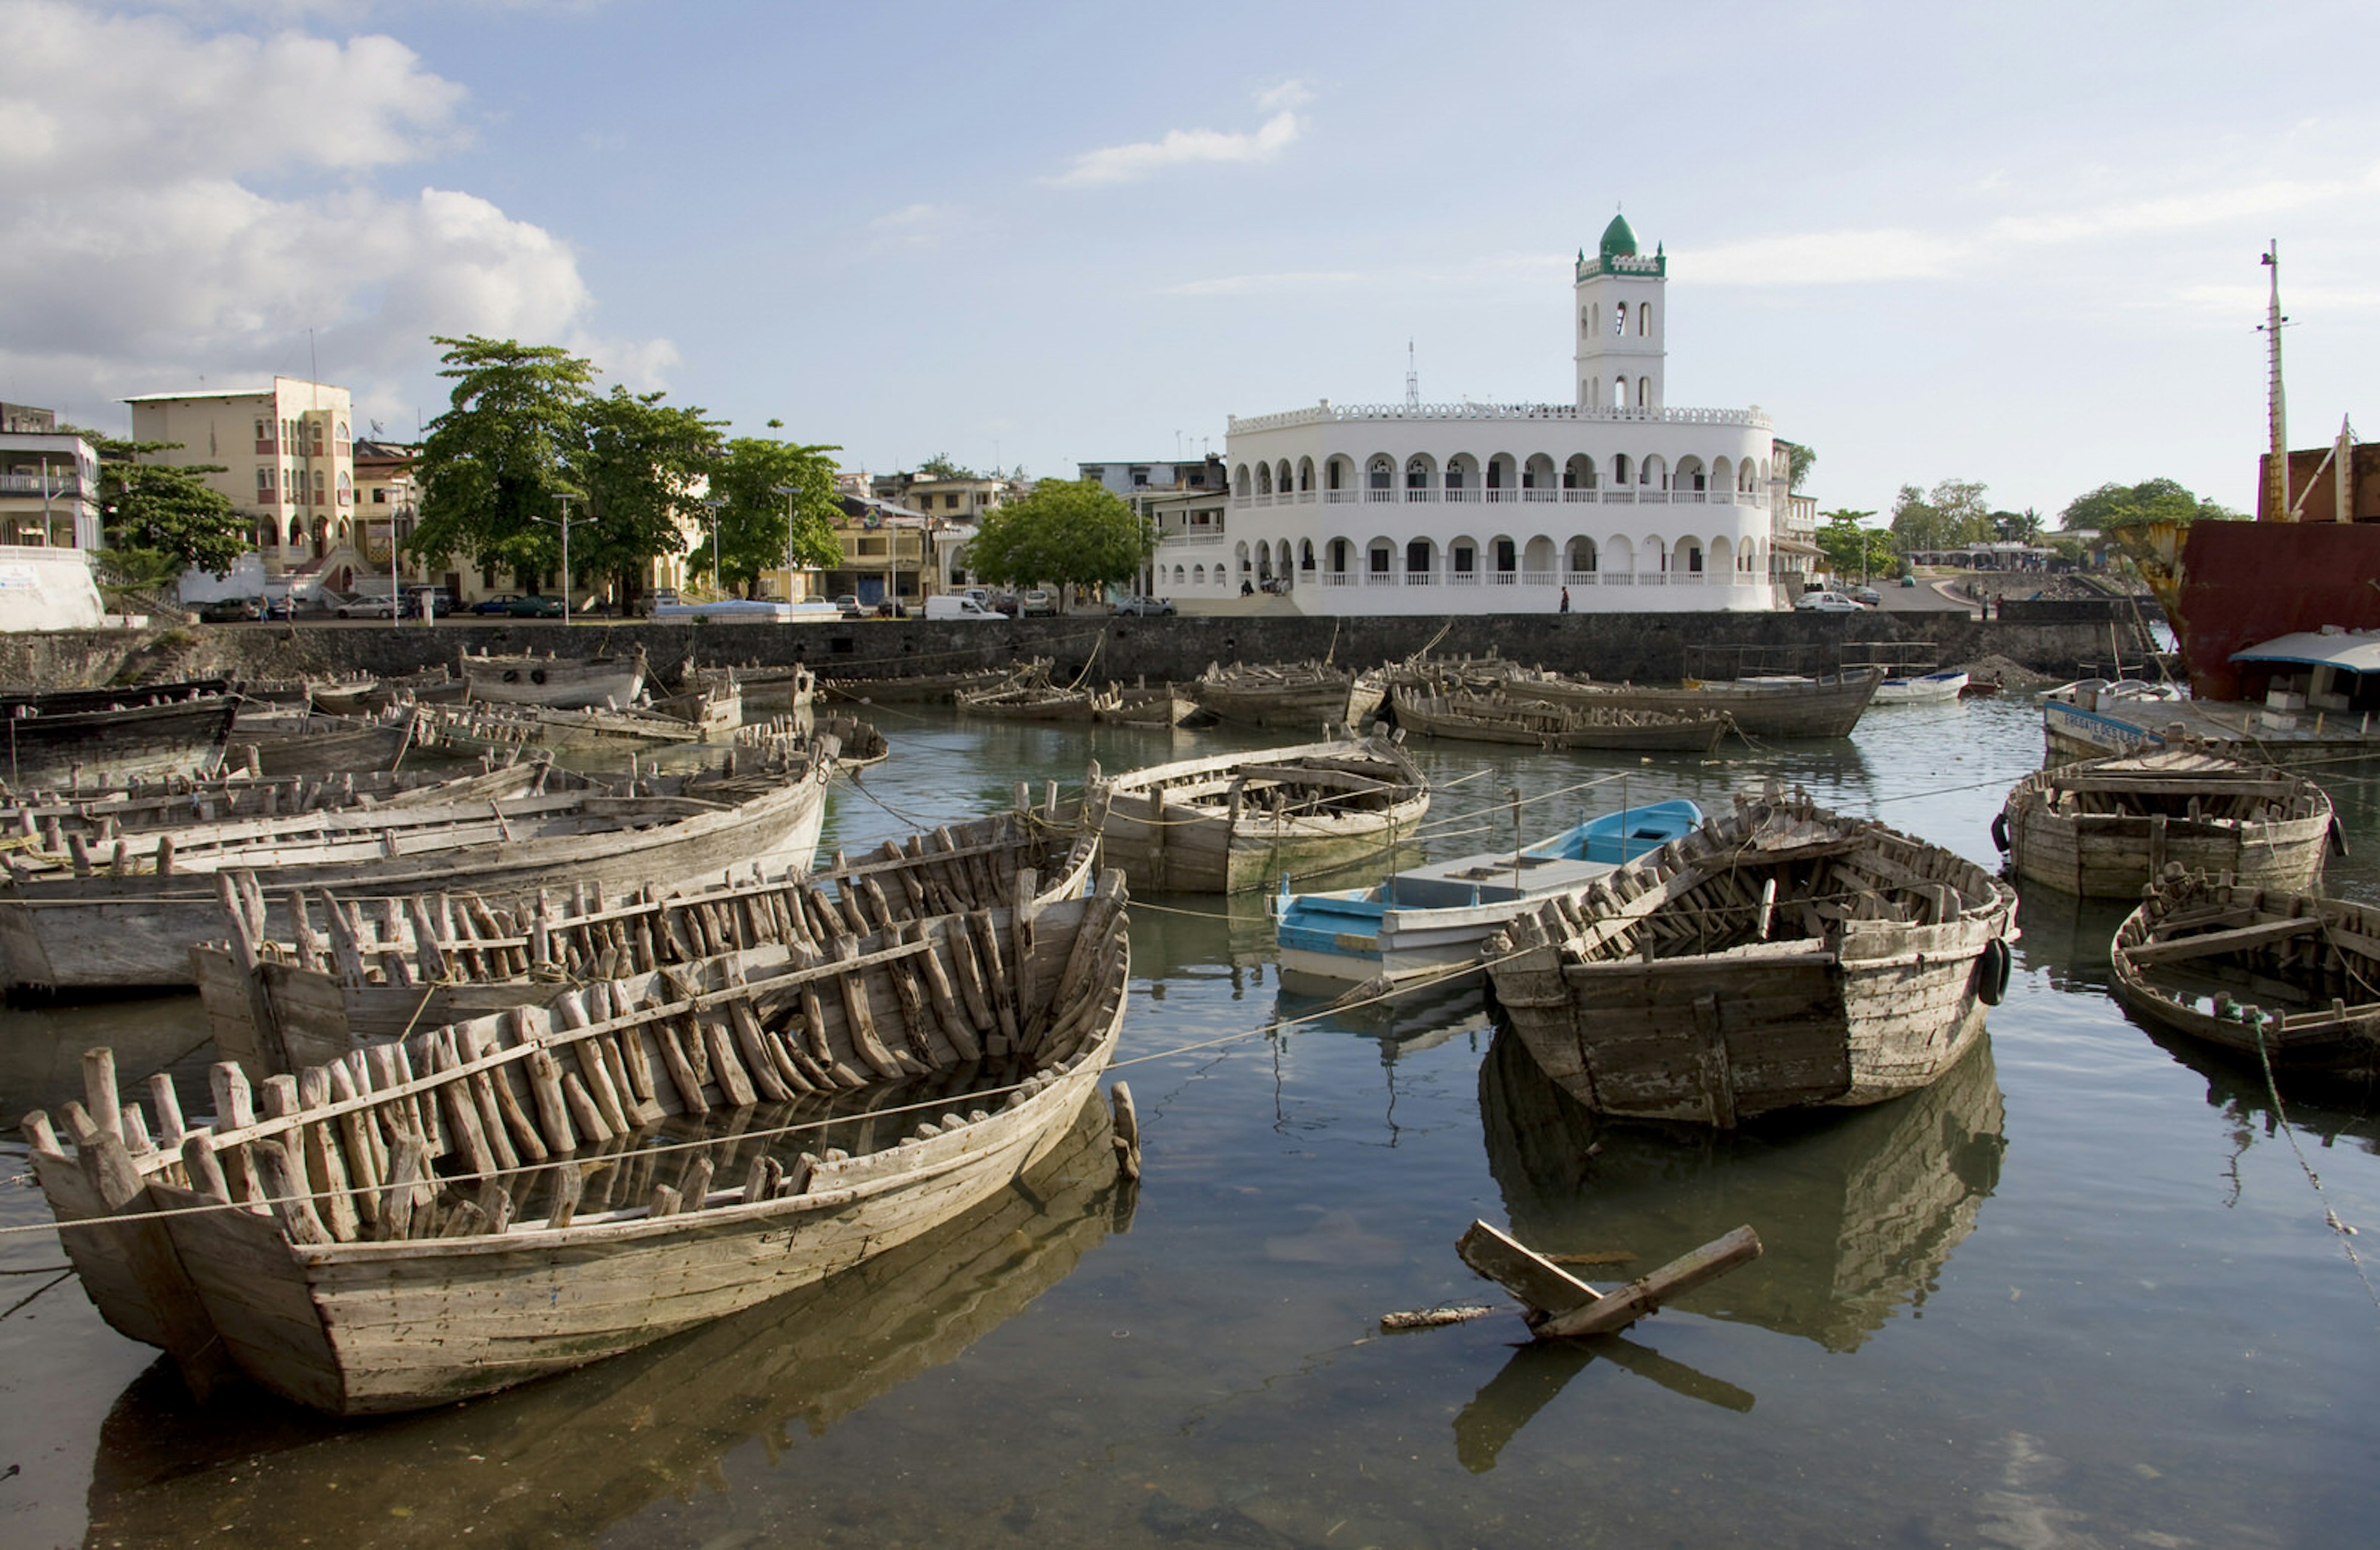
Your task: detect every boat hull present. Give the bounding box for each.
[2003,751,2333,899]
[1520,669,1880,739]
[462,652,647,710]
[1,681,237,787]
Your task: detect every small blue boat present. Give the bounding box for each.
[1274,798,1706,989]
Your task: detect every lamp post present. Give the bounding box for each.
[701,498,726,599]
[530,491,578,628]
[770,483,797,604]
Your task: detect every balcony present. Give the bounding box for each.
[1365,570,1395,586]
[1447,570,1479,586]
[1322,571,1355,586]
[0,474,83,496]
[1563,571,1598,587]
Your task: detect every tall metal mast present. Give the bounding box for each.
[2259,242,2288,520]
[1404,340,1419,410]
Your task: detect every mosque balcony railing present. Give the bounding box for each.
[1564,571,1598,587]
[1520,568,1557,586]
[1322,571,1354,586]
[1447,571,1479,586]
[1227,401,1773,434]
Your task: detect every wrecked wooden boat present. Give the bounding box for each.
[1512,668,1882,741]
[1077,733,1429,894]
[24,873,1132,1415]
[228,706,418,778]
[956,677,1101,723]
[1188,660,1389,733]
[0,740,836,995]
[1998,747,2337,899]
[1,679,239,788]
[1393,686,1732,754]
[461,645,648,710]
[1095,681,1194,728]
[1484,790,2017,1126]
[745,712,886,768]
[2109,872,2380,1081]
[304,676,379,716]
[193,804,1099,1074]
[820,662,1043,706]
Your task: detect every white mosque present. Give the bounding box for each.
[1152,214,1799,615]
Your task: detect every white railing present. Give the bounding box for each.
[1520,570,1557,586]
[1323,571,1354,586]
[1253,493,1275,507]
[1366,571,1395,586]
[1680,491,1706,503]
[1484,489,1514,503]
[1564,570,1598,586]
[1641,491,1668,504]
[1605,490,1635,504]
[1641,573,1666,586]
[1404,489,1432,502]
[1447,571,1479,586]
[1323,490,1356,503]
[1404,571,1434,585]
[1367,489,1395,502]
[1605,572,1633,585]
[1294,490,1316,503]
[1165,533,1225,547]
[1228,400,1774,433]
[1673,571,1705,584]
[0,475,83,496]
[1443,488,1479,502]
[1523,490,1559,502]
[1491,571,1518,585]
[1564,489,1597,503]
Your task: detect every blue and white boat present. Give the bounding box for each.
[1272,798,1705,990]
[1872,669,1970,705]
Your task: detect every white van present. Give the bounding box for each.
[924,594,998,620]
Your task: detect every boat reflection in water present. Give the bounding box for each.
[1453,1029,2006,1469]
[1478,1024,2004,1353]
[84,1093,1129,1549]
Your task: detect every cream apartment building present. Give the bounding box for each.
[125,378,356,579]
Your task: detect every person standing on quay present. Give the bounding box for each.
[1559,587,1571,614]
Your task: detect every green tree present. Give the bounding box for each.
[963,479,1152,599]
[917,453,977,480]
[693,421,845,599]
[1888,478,1993,554]
[407,336,596,586]
[574,386,724,606]
[68,431,247,577]
[1991,508,2044,544]
[1778,440,1817,493]
[1816,508,1892,580]
[2059,478,2243,532]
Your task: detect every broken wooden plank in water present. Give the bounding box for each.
[1378,1305,1498,1332]
[1456,1218,1763,1339]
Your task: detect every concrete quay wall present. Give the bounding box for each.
[4,610,2120,692]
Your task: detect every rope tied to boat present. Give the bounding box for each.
[2249,1013,2380,1324]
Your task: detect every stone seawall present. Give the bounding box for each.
[1,610,2132,692]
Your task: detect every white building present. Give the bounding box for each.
[124,378,360,592]
[1153,215,1794,615]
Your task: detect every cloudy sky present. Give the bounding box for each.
[7,1,2376,519]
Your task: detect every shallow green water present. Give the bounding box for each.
[5,697,2378,1548]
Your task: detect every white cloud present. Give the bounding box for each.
[1988,173,2379,245]
[1256,79,1314,112]
[1685,228,1973,286]
[1046,96,1303,188]
[0,1,669,425]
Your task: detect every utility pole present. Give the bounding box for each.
[2260,241,2290,520]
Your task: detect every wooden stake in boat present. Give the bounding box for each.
[1456,1219,1763,1339]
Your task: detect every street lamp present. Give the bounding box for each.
[701,498,727,598]
[770,483,798,603]
[529,490,580,627]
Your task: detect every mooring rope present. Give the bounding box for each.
[2249,1016,2380,1323]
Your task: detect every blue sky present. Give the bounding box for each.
[7,1,2377,521]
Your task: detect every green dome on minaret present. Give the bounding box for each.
[1599,212,1640,258]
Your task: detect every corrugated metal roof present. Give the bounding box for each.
[2228,630,2380,672]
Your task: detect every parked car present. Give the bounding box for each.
[1900,573,1919,588]
[987,593,1021,617]
[834,594,865,619]
[470,593,525,615]
[873,599,908,619]
[198,596,264,623]
[1794,591,1867,613]
[507,594,566,619]
[263,594,295,620]
[1020,589,1056,617]
[1854,586,1882,606]
[1113,596,1175,617]
[333,594,397,619]
[402,586,458,619]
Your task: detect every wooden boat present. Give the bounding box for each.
[1484,789,2018,1126]
[2,761,543,845]
[1189,659,1389,733]
[227,706,418,778]
[1,679,237,788]
[1872,669,1968,705]
[1275,799,1704,989]
[461,645,647,710]
[956,678,1100,722]
[1394,685,1732,753]
[0,739,837,994]
[1077,734,1429,894]
[1095,681,1194,727]
[23,872,1132,1415]
[306,676,379,716]
[821,662,1044,706]
[1513,667,1882,740]
[1997,748,2337,899]
[1842,644,1967,706]
[646,678,743,738]
[411,699,700,752]
[80,1090,1127,1542]
[192,804,1100,1075]
[1476,1025,2003,1354]
[2109,872,2380,1081]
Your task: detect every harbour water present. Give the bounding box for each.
[5,695,2378,1547]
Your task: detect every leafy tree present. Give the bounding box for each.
[66,430,247,577]
[407,336,596,586]
[574,386,724,606]
[1991,508,2044,544]
[692,421,845,599]
[963,479,1152,599]
[2058,478,2243,532]
[917,453,977,480]
[1816,508,1892,580]
[1778,440,1817,493]
[1888,478,1993,553]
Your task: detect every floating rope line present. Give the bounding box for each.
[2250,1015,2380,1323]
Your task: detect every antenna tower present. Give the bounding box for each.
[2259,241,2288,520]
[1404,339,1419,410]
